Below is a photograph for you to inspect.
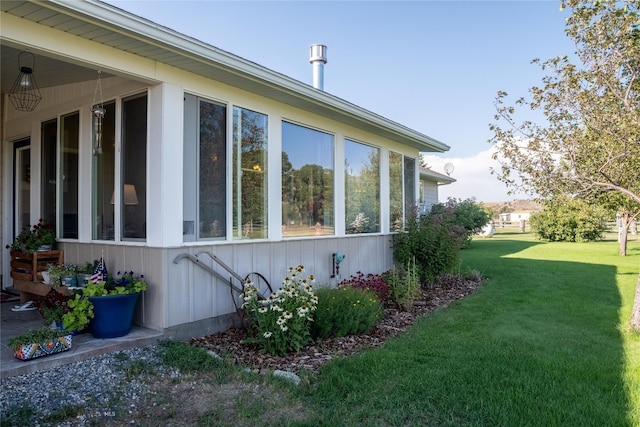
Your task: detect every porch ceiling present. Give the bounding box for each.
[1,0,449,153]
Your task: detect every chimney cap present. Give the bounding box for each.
[309,44,327,64]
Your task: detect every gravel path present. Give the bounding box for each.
[0,345,174,426]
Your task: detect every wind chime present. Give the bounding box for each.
[92,70,106,155]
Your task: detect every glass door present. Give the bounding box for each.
[13,139,31,238]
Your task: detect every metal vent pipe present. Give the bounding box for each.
[309,44,327,90]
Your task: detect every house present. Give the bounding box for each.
[419,167,456,214]
[1,0,449,340]
[498,211,533,223]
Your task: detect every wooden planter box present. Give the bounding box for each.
[13,334,73,361]
[10,250,64,282]
[10,250,67,303]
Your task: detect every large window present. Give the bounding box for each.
[345,139,380,234]
[183,94,227,241]
[389,151,403,231]
[233,106,268,239]
[60,112,79,238]
[121,94,147,240]
[92,101,115,240]
[389,152,416,231]
[404,156,416,218]
[40,112,80,239]
[282,121,334,237]
[41,119,57,229]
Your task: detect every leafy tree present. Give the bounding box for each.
[489,1,640,329]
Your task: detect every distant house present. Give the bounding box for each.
[1,1,450,339]
[419,167,456,214]
[499,211,533,223]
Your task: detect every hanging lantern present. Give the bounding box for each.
[92,71,106,155]
[8,52,42,112]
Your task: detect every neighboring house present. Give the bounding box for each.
[419,167,456,214]
[1,1,449,339]
[498,212,533,223]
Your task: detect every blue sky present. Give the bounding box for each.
[106,0,575,201]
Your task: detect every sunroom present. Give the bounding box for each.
[1,0,449,339]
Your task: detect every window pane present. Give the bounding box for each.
[404,156,416,218]
[199,100,226,239]
[345,140,379,234]
[92,101,116,240]
[233,107,268,239]
[389,151,403,231]
[121,94,147,240]
[282,122,334,237]
[60,112,79,238]
[41,119,57,229]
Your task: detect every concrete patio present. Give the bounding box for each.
[1,298,163,379]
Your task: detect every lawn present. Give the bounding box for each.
[295,232,640,426]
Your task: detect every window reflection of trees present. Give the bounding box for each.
[281,122,334,237]
[345,141,380,234]
[389,151,403,231]
[233,108,268,239]
[199,101,226,238]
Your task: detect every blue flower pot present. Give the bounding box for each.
[88,293,141,339]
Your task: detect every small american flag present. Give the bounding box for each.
[90,257,107,284]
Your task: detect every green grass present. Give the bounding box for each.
[292,232,640,426]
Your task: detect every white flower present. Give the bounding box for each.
[258,307,268,314]
[280,325,288,332]
[263,331,273,338]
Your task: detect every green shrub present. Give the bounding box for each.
[430,198,490,246]
[242,265,318,356]
[392,206,466,283]
[383,260,420,310]
[339,271,390,301]
[311,286,382,340]
[530,197,608,242]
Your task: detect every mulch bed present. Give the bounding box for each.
[190,276,484,375]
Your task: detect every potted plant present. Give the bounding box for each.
[61,293,94,333]
[37,289,69,328]
[76,260,98,287]
[9,327,73,361]
[72,270,148,338]
[47,263,77,287]
[5,219,56,254]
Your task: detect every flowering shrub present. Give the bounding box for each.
[311,286,382,339]
[340,271,390,302]
[242,265,318,356]
[37,289,69,325]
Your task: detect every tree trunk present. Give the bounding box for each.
[619,223,628,256]
[631,275,640,332]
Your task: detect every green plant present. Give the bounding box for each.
[339,271,390,301]
[529,196,608,242]
[241,265,318,356]
[47,263,77,286]
[430,197,491,246]
[77,260,99,274]
[383,260,420,310]
[392,205,466,283]
[83,271,148,296]
[5,219,56,254]
[61,293,94,332]
[311,286,382,339]
[37,289,70,325]
[7,327,71,351]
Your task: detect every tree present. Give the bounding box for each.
[488,1,640,329]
